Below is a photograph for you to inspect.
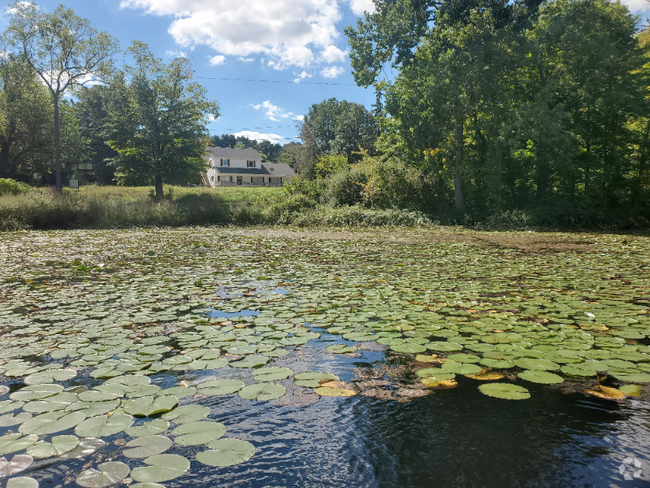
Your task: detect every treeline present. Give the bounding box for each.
[283,0,650,228]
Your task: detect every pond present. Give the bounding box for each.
[0,228,648,487]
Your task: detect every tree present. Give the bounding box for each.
[0,54,51,179]
[210,134,283,162]
[3,1,119,192]
[107,42,219,199]
[299,98,377,175]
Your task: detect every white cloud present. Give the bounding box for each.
[293,70,312,83]
[6,1,37,16]
[293,115,305,122]
[208,55,226,66]
[620,0,650,12]
[207,114,220,122]
[232,131,284,143]
[251,100,294,122]
[238,57,255,62]
[166,50,187,57]
[321,45,346,63]
[349,0,375,16]
[120,0,342,69]
[321,66,344,78]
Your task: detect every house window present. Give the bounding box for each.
[251,176,264,184]
[247,160,256,168]
[217,176,220,182]
[220,158,230,166]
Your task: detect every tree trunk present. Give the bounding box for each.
[495,140,503,207]
[53,92,62,193]
[155,174,164,200]
[0,139,11,179]
[454,113,465,211]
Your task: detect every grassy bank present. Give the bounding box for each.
[0,186,432,230]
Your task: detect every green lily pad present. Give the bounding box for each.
[513,358,560,371]
[229,355,269,368]
[19,411,86,436]
[131,485,166,488]
[609,372,650,383]
[10,384,63,402]
[0,412,32,427]
[106,375,151,387]
[158,387,197,399]
[0,454,33,477]
[130,454,190,483]
[426,342,463,352]
[24,369,76,385]
[619,384,642,396]
[441,362,482,375]
[161,405,210,424]
[74,414,134,437]
[478,383,531,400]
[60,438,105,460]
[294,372,339,388]
[447,354,481,363]
[123,435,172,458]
[251,367,293,382]
[76,461,130,488]
[124,419,170,437]
[197,379,244,396]
[415,368,456,381]
[479,358,515,369]
[0,401,24,415]
[561,365,596,377]
[124,396,178,417]
[238,383,286,401]
[0,434,38,456]
[326,344,357,354]
[26,435,79,459]
[518,370,564,384]
[196,438,256,467]
[172,421,226,446]
[78,390,121,403]
[6,477,39,488]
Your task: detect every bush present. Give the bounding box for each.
[321,167,366,207]
[286,204,433,227]
[0,179,31,196]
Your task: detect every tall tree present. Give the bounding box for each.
[107,42,219,199]
[2,1,118,192]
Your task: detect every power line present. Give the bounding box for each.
[195,76,358,87]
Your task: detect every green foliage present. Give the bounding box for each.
[107,42,219,199]
[0,178,30,196]
[315,154,348,179]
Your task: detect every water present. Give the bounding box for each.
[180,331,650,488]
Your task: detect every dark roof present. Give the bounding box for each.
[207,146,262,160]
[261,163,296,177]
[215,163,296,177]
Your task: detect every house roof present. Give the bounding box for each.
[207,146,262,160]
[261,163,295,177]
[214,163,296,177]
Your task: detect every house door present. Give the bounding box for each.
[236,176,242,186]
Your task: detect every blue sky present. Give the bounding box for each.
[0,0,381,145]
[2,0,649,146]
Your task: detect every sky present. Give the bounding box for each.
[1,0,649,146]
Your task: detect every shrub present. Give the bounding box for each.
[0,179,31,196]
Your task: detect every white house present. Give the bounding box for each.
[203,147,296,187]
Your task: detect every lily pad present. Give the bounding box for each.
[238,383,286,401]
[130,454,190,483]
[608,372,650,383]
[513,358,560,371]
[390,343,427,354]
[19,411,86,436]
[124,419,170,437]
[314,386,357,397]
[10,384,63,402]
[0,412,32,427]
[6,477,39,488]
[518,370,564,384]
[0,434,38,456]
[0,454,33,477]
[426,342,463,352]
[294,372,340,388]
[123,435,172,458]
[161,405,210,424]
[478,383,530,400]
[158,387,197,399]
[124,396,178,417]
[228,355,269,368]
[24,369,76,385]
[251,367,293,382]
[197,379,244,396]
[326,344,357,354]
[196,438,256,467]
[76,461,130,488]
[74,414,134,437]
[26,435,79,459]
[619,384,642,396]
[441,362,482,375]
[172,421,226,446]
